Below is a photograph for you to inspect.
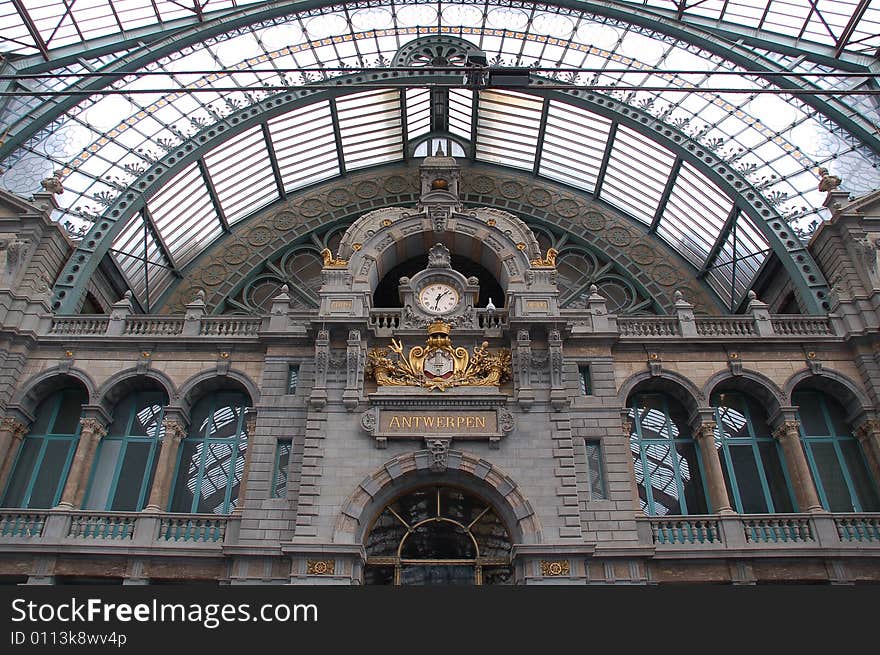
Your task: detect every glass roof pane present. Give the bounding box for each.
[336,89,404,171]
[267,101,340,192]
[203,125,278,226]
[448,89,473,141]
[475,90,543,172]
[656,162,735,268]
[110,212,172,306]
[145,161,221,267]
[538,101,612,194]
[406,89,431,140]
[602,125,677,225]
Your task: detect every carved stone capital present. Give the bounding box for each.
[79,417,107,440]
[694,422,717,442]
[161,418,187,443]
[244,410,257,436]
[855,419,880,442]
[1,417,27,439]
[773,420,800,441]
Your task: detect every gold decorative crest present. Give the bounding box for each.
[320,248,348,268]
[367,321,511,391]
[540,560,570,577]
[307,559,335,575]
[530,248,558,268]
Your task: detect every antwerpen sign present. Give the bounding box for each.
[361,407,514,449]
[382,411,496,433]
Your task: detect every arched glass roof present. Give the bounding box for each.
[0,1,877,314]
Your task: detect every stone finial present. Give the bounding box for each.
[40,170,64,195]
[817,167,842,192]
[274,284,290,300]
[192,289,205,303]
[434,144,446,157]
[674,289,683,302]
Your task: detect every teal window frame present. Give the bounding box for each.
[286,365,299,395]
[82,391,166,512]
[272,439,292,498]
[628,392,710,516]
[168,392,250,514]
[578,365,592,396]
[794,390,880,513]
[583,439,607,501]
[711,391,797,514]
[1,390,83,509]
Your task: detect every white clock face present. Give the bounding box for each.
[419,283,459,314]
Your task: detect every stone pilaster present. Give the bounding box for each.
[0,416,28,493]
[57,417,107,508]
[773,420,824,512]
[854,419,880,486]
[232,410,258,515]
[693,422,734,514]
[144,417,187,512]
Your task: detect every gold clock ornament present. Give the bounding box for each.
[367,321,511,391]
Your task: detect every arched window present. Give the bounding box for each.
[2,388,86,508]
[168,391,250,514]
[83,390,167,511]
[364,486,512,585]
[628,392,708,516]
[793,390,880,512]
[711,391,795,513]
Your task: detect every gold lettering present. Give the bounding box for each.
[476,416,486,429]
[457,416,466,428]
[425,416,435,428]
[389,416,400,428]
[466,416,475,428]
[402,416,412,429]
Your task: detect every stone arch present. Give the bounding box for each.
[335,206,541,298]
[332,448,542,546]
[784,368,874,422]
[175,369,260,421]
[703,369,785,419]
[618,370,704,420]
[9,367,96,419]
[95,368,177,412]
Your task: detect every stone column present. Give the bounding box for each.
[855,419,880,485]
[144,418,187,512]
[773,420,824,512]
[0,417,28,492]
[57,417,107,508]
[233,410,257,515]
[694,422,734,514]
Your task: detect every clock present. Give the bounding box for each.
[418,282,460,315]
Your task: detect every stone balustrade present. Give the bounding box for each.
[639,513,880,550]
[0,509,232,550]
[41,309,840,342]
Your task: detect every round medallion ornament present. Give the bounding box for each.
[528,188,552,207]
[247,226,273,247]
[652,263,681,286]
[201,263,228,287]
[381,218,393,227]
[606,226,632,247]
[556,198,580,218]
[548,562,564,576]
[583,211,606,231]
[312,561,329,574]
[299,198,323,217]
[327,188,352,207]
[629,243,657,265]
[470,175,495,194]
[273,211,298,231]
[356,180,380,199]
[224,243,250,265]
[499,180,523,199]
[384,175,408,194]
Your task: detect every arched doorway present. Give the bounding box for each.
[363,485,513,585]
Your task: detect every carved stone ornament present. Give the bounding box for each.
[361,408,378,433]
[427,242,452,268]
[498,408,515,434]
[161,418,187,443]
[79,418,107,440]
[40,170,64,194]
[0,417,27,439]
[540,560,570,577]
[306,559,335,575]
[426,437,451,473]
[366,321,511,391]
[320,248,348,268]
[817,167,842,192]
